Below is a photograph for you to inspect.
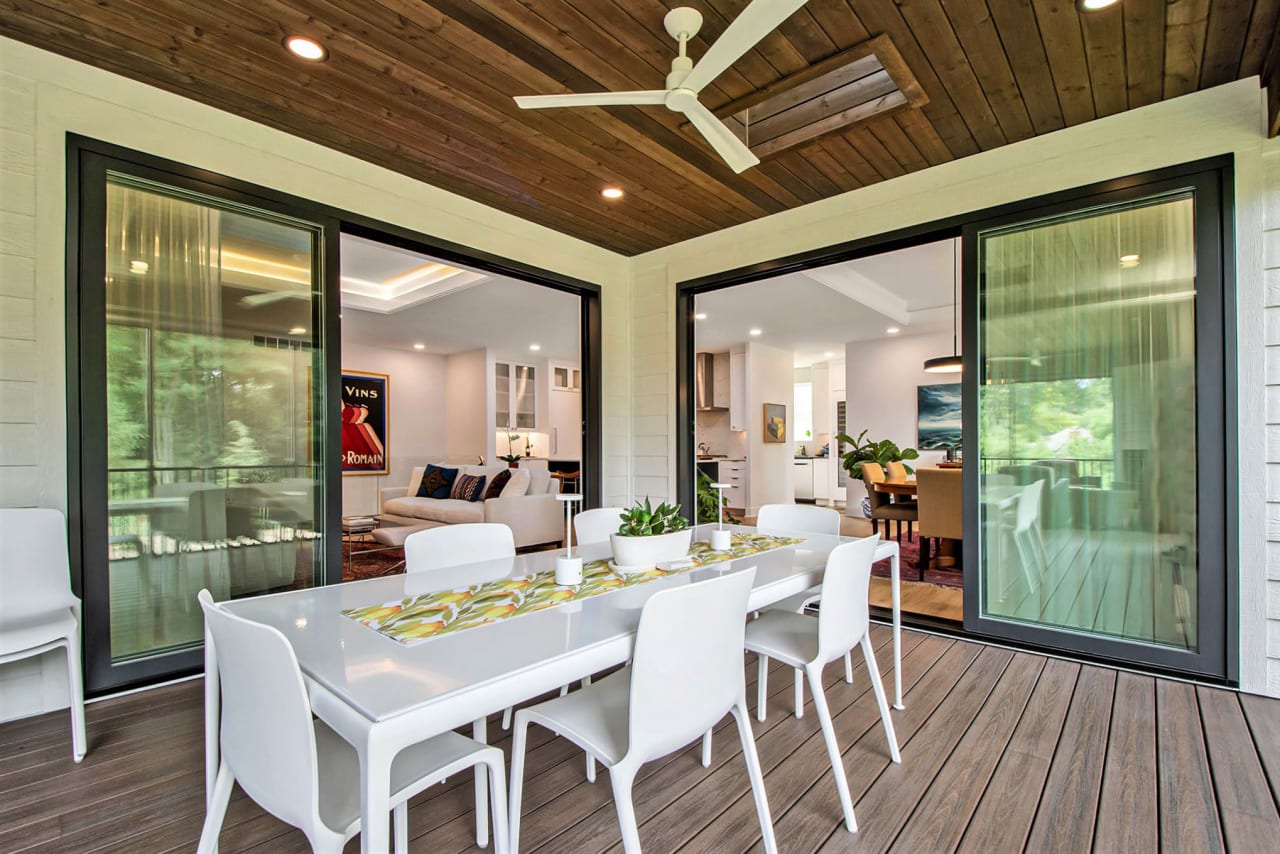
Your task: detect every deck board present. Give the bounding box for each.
[1,629,1277,853]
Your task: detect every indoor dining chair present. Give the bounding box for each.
[196,590,509,854]
[753,503,854,721]
[0,508,87,762]
[572,506,625,546]
[508,569,777,854]
[744,535,900,834]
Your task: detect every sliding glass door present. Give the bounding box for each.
[965,166,1229,678]
[73,145,339,691]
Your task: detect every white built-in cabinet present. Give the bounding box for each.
[548,360,582,459]
[729,349,747,432]
[712,352,731,409]
[495,361,537,430]
[813,458,832,500]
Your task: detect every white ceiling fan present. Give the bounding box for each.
[513,1,811,174]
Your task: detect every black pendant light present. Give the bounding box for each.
[924,239,963,374]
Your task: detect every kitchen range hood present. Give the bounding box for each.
[695,352,727,411]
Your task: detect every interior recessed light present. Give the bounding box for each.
[886,327,900,334]
[128,260,149,275]
[284,35,327,62]
[601,186,624,200]
[413,343,426,351]
[749,328,762,336]
[694,312,707,320]
[529,343,542,351]
[289,326,307,335]
[1077,0,1119,9]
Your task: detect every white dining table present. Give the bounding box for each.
[204,523,902,853]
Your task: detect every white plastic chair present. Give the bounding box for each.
[573,507,625,546]
[508,569,777,854]
[197,590,508,854]
[0,508,86,762]
[1013,480,1048,594]
[754,504,853,718]
[744,535,900,833]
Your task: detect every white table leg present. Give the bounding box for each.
[361,734,394,854]
[891,549,904,710]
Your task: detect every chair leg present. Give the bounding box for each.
[732,699,778,854]
[501,706,513,730]
[701,729,713,768]
[806,663,857,832]
[65,637,87,762]
[472,717,489,848]
[393,803,409,854]
[609,764,642,854]
[586,752,597,783]
[862,635,901,763]
[508,715,530,854]
[196,760,234,854]
[844,651,854,685]
[793,668,804,719]
[756,654,769,722]
[483,751,510,854]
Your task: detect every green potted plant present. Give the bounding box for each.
[611,497,692,572]
[498,428,522,467]
[834,429,920,480]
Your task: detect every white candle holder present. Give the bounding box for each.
[555,493,584,585]
[709,482,732,551]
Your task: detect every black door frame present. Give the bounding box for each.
[674,155,1237,684]
[67,135,603,694]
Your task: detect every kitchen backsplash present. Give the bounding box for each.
[696,409,747,457]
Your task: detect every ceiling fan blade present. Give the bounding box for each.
[514,90,668,109]
[682,0,810,94]
[679,100,760,173]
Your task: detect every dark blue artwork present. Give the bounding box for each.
[917,383,962,451]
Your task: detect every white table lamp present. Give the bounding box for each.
[709,483,732,551]
[555,493,584,585]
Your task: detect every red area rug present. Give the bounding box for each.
[872,536,963,589]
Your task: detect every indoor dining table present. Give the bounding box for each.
[204,523,903,853]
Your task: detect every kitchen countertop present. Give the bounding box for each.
[697,457,746,462]
[793,455,831,460]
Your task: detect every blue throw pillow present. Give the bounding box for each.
[416,464,457,499]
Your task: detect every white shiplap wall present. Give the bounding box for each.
[0,37,630,722]
[1263,141,1280,695]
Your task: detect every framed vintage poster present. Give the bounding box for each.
[763,402,786,443]
[341,371,389,475]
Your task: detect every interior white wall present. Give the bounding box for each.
[338,342,446,514]
[445,349,490,465]
[842,331,955,515]
[630,80,1273,697]
[746,341,795,514]
[0,36,631,723]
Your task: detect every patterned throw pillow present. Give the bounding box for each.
[484,469,512,500]
[416,464,457,500]
[451,472,487,502]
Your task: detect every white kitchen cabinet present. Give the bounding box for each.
[712,352,730,409]
[813,458,832,500]
[495,361,537,430]
[717,459,747,510]
[812,363,830,436]
[547,368,581,460]
[729,350,747,431]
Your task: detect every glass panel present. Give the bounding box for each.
[978,193,1198,652]
[495,362,510,428]
[514,364,536,430]
[554,366,568,388]
[104,176,325,664]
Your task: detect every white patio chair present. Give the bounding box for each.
[196,590,508,854]
[0,508,86,762]
[1013,479,1048,594]
[573,506,625,546]
[744,535,900,834]
[754,504,853,719]
[508,568,777,854]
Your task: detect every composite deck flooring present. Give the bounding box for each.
[2,626,1277,852]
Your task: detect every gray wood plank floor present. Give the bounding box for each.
[1,627,1277,853]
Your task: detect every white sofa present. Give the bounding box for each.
[378,464,563,549]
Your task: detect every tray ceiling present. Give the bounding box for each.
[2,0,1276,255]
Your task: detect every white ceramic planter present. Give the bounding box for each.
[610,529,693,572]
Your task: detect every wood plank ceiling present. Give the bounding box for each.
[2,0,1277,254]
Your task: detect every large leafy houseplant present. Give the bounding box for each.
[611,497,692,571]
[616,497,689,537]
[834,429,920,480]
[696,470,739,525]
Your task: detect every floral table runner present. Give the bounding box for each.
[343,532,805,645]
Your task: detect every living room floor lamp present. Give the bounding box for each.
[556,493,584,585]
[710,483,732,551]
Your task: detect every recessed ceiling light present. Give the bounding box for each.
[413,343,426,351]
[1077,0,1119,9]
[128,260,148,275]
[283,35,327,62]
[601,186,624,200]
[886,327,900,334]
[694,312,707,320]
[529,343,542,351]
[749,328,762,336]
[289,326,307,335]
